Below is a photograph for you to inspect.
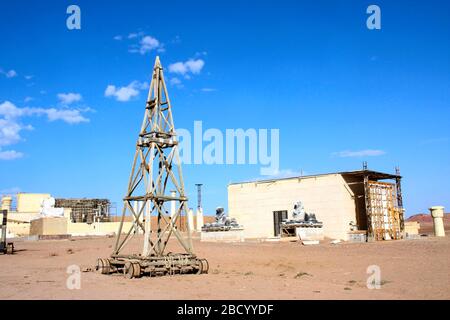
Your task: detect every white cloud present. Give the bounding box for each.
[0,118,30,147]
[139,36,160,54]
[0,100,25,119]
[113,35,123,40]
[201,88,216,92]
[6,70,17,78]
[185,60,204,74]
[168,62,187,74]
[156,44,166,53]
[168,59,204,75]
[1,101,89,126]
[24,97,33,103]
[170,77,182,85]
[0,100,90,160]
[0,149,23,160]
[24,75,34,80]
[171,35,181,44]
[169,77,184,88]
[1,69,18,78]
[57,92,82,105]
[332,149,386,158]
[104,81,148,102]
[128,32,144,39]
[105,85,138,102]
[195,51,207,57]
[123,33,163,55]
[45,108,89,124]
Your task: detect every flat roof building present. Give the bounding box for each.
[228,169,404,241]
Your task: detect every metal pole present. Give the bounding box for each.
[195,184,203,210]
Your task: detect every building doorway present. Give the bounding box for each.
[273,210,288,237]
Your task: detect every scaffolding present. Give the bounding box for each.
[362,172,404,241]
[366,181,402,241]
[55,198,112,223]
[342,168,405,241]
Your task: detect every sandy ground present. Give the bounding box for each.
[1,227,449,300]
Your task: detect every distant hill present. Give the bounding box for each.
[407,213,450,224]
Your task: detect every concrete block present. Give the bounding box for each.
[30,217,68,236]
[405,233,421,240]
[296,227,324,241]
[347,231,367,243]
[27,234,71,241]
[302,240,320,245]
[404,221,420,235]
[200,229,244,242]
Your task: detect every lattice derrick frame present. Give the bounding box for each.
[112,57,193,259]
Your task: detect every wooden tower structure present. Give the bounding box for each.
[96,56,208,278]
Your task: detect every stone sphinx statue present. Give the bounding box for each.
[282,201,322,228]
[202,207,242,232]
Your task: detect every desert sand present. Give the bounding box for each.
[0,225,449,300]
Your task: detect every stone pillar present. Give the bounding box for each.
[1,196,12,212]
[133,201,143,234]
[196,207,204,232]
[170,190,177,219]
[429,206,446,237]
[142,200,152,256]
[187,208,194,234]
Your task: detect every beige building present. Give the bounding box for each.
[1,193,133,237]
[228,170,405,241]
[16,193,50,213]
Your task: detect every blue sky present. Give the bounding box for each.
[0,0,449,217]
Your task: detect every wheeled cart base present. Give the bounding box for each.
[96,253,208,278]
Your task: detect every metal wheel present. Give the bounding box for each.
[194,259,203,275]
[124,261,141,279]
[199,258,209,274]
[96,258,111,274]
[194,258,209,274]
[6,243,14,255]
